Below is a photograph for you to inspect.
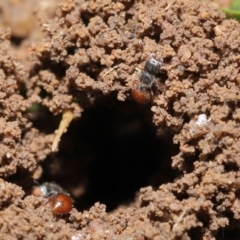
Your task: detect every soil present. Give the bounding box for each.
[0,0,240,239]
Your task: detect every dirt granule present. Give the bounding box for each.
[0,0,240,239]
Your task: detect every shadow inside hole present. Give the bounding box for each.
[10,36,24,47]
[41,100,177,212]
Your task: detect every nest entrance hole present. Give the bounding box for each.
[38,98,177,211]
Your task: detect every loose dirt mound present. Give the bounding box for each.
[0,0,240,239]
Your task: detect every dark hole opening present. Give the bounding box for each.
[10,36,24,46]
[36,98,177,212]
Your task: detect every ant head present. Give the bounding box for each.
[144,58,161,75]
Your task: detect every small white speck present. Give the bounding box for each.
[189,113,211,137]
[71,233,84,240]
[195,114,207,126]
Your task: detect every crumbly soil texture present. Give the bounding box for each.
[1,0,240,239]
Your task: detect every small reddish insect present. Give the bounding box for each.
[49,193,73,215]
[132,85,151,104]
[132,56,166,104]
[32,182,73,215]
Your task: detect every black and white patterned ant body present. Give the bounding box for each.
[132,56,166,104]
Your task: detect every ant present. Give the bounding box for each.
[32,182,73,215]
[132,57,165,104]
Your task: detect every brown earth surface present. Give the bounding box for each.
[0,0,240,239]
